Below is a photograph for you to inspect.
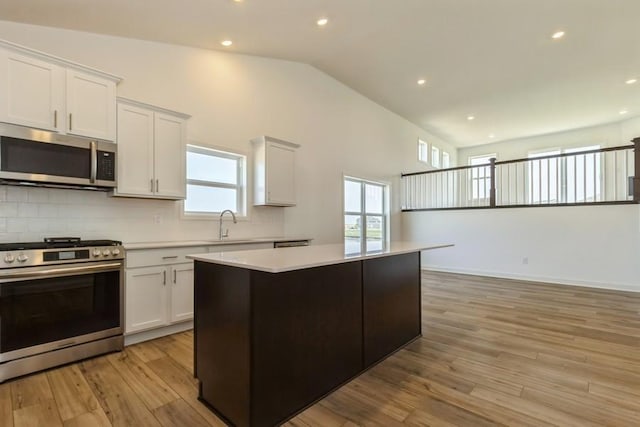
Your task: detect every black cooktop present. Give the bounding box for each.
[0,238,122,251]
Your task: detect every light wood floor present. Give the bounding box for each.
[1,271,639,426]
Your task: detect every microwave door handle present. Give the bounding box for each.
[90,141,97,184]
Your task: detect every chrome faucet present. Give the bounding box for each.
[218,209,237,240]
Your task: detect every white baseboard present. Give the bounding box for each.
[124,321,193,346]
[423,265,640,293]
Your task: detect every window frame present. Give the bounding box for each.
[418,139,429,164]
[526,145,602,204]
[343,175,390,254]
[431,146,441,168]
[442,151,451,168]
[527,148,562,204]
[183,144,247,219]
[468,153,496,201]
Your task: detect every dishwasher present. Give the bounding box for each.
[273,240,310,248]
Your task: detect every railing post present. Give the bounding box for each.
[489,157,496,207]
[633,137,640,202]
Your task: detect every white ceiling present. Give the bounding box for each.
[0,0,639,147]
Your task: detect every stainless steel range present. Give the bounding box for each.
[0,237,124,382]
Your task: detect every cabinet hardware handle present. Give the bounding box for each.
[54,110,57,127]
[156,179,159,193]
[89,141,97,184]
[173,270,176,283]
[69,113,72,131]
[162,256,178,259]
[163,270,166,285]
[150,179,154,192]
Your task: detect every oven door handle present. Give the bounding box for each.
[0,262,122,282]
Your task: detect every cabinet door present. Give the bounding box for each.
[265,142,296,205]
[154,112,186,199]
[170,263,194,323]
[0,49,64,131]
[115,102,155,197]
[125,266,168,334]
[66,69,116,141]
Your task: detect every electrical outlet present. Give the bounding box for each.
[153,214,162,224]
[522,257,529,265]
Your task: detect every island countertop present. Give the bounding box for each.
[187,241,452,273]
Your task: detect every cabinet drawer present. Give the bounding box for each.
[126,246,207,268]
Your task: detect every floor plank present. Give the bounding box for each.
[80,357,160,427]
[1,271,638,426]
[47,364,103,421]
[106,347,180,410]
[0,383,13,427]
[153,399,210,427]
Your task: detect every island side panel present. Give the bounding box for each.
[250,262,363,427]
[362,252,421,367]
[194,261,252,427]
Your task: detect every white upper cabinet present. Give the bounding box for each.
[252,135,300,206]
[154,112,187,199]
[66,69,116,141]
[0,39,120,140]
[0,50,64,131]
[114,98,189,200]
[115,102,155,196]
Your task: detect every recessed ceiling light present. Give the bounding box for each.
[417,79,426,86]
[620,109,628,115]
[551,31,565,39]
[317,18,329,26]
[221,40,233,47]
[467,115,475,121]
[488,134,495,138]
[626,78,637,85]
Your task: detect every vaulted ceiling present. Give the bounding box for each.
[0,0,638,147]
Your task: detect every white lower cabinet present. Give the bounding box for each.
[125,246,207,337]
[170,263,195,323]
[125,266,168,333]
[124,242,272,342]
[125,263,195,334]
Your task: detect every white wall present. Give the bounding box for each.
[404,122,640,291]
[404,205,640,291]
[459,118,640,163]
[0,20,456,244]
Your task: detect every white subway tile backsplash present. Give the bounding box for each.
[18,203,39,218]
[26,188,50,203]
[0,202,18,217]
[6,187,29,202]
[27,218,49,233]
[38,204,59,218]
[7,218,28,233]
[0,186,285,243]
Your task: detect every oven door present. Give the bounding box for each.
[0,261,123,362]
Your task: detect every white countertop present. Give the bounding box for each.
[123,236,312,250]
[187,241,453,273]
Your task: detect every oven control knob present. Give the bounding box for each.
[4,254,15,263]
[102,249,111,256]
[112,248,121,256]
[92,249,102,257]
[16,253,28,263]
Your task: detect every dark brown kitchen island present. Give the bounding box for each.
[188,242,451,427]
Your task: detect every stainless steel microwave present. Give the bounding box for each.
[0,123,116,189]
